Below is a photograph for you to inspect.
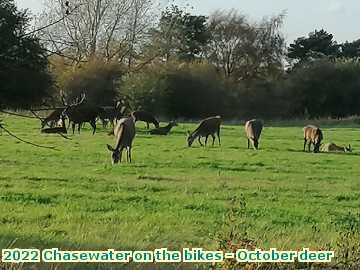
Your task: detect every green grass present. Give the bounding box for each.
[0,115,359,252]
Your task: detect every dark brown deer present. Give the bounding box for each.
[303,125,323,153]
[245,119,263,150]
[187,116,221,147]
[131,111,159,129]
[150,121,178,135]
[99,102,126,128]
[106,116,136,164]
[61,93,104,135]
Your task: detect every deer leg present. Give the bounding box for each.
[248,139,250,149]
[90,120,96,135]
[205,135,209,146]
[198,136,203,146]
[303,139,307,152]
[217,129,221,146]
[78,123,81,134]
[308,141,312,152]
[128,147,132,163]
[72,123,75,134]
[211,134,215,146]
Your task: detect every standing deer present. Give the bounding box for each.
[131,111,159,129]
[320,143,352,153]
[106,116,136,164]
[99,102,126,128]
[150,121,178,135]
[62,93,104,135]
[245,119,263,150]
[303,125,323,153]
[187,116,221,147]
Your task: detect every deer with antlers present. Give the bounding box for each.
[61,92,104,135]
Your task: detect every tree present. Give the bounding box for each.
[0,0,53,109]
[150,5,210,61]
[340,39,360,60]
[38,0,155,66]
[287,29,339,66]
[206,10,286,80]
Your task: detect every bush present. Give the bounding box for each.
[122,62,229,118]
[53,58,124,105]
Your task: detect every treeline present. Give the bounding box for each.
[2,0,360,119]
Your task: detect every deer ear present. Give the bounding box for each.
[106,144,115,152]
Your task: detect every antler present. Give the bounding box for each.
[60,90,68,106]
[71,92,86,107]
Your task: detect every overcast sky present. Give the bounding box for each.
[15,0,360,44]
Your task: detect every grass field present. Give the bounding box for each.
[0,115,359,260]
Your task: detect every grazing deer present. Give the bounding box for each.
[150,121,178,135]
[303,125,323,153]
[41,108,65,128]
[62,93,104,135]
[106,116,136,164]
[187,116,221,147]
[245,119,263,150]
[320,143,352,153]
[131,111,159,129]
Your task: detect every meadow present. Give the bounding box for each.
[0,115,359,264]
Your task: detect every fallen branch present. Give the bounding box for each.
[0,123,57,150]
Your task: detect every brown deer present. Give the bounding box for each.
[61,93,104,135]
[187,116,221,147]
[106,116,136,164]
[320,143,352,153]
[131,111,159,129]
[150,121,178,135]
[245,119,263,150]
[303,125,323,153]
[41,116,67,134]
[41,108,65,128]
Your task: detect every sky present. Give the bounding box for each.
[15,0,360,44]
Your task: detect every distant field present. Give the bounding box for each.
[0,115,359,255]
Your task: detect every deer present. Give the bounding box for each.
[187,116,221,147]
[245,119,263,150]
[150,121,178,135]
[41,108,65,129]
[99,102,126,128]
[61,92,104,135]
[106,116,136,164]
[320,143,352,153]
[131,111,159,129]
[41,114,67,134]
[303,125,323,153]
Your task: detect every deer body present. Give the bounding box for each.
[245,119,263,150]
[320,143,352,153]
[107,116,136,164]
[41,108,65,128]
[303,125,323,153]
[187,116,221,147]
[99,104,125,128]
[65,105,104,135]
[150,121,177,135]
[131,111,159,129]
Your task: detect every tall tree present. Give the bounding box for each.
[206,9,286,80]
[287,29,339,66]
[150,5,210,61]
[38,0,155,66]
[340,39,360,59]
[0,0,52,109]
